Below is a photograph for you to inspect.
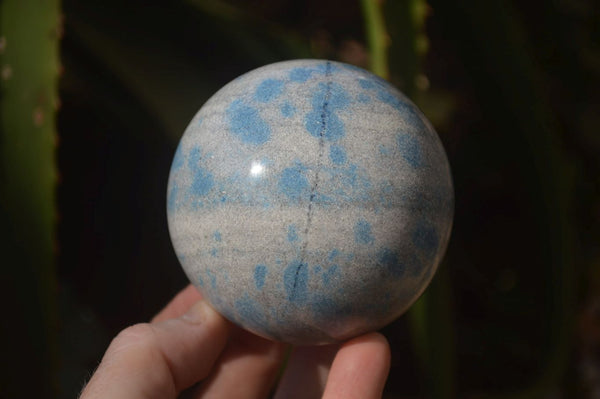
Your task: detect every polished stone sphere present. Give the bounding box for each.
[167,59,453,345]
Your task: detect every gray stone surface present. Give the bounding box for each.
[167,59,454,345]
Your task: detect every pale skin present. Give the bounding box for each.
[80,285,391,399]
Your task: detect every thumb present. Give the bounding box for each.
[80,301,231,399]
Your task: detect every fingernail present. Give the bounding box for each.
[181,301,210,325]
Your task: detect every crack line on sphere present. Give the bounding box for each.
[293,61,332,298]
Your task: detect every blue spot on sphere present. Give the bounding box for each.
[412,221,439,257]
[281,102,296,117]
[328,249,340,261]
[358,78,375,89]
[329,144,347,165]
[254,79,284,103]
[377,248,405,278]
[206,269,217,288]
[254,264,267,289]
[284,260,309,303]
[357,93,371,103]
[226,99,271,145]
[339,163,371,193]
[379,144,391,156]
[191,168,214,197]
[305,82,349,141]
[287,224,299,242]
[187,146,202,169]
[328,82,351,110]
[375,85,404,110]
[278,163,310,201]
[322,265,339,287]
[358,76,420,120]
[289,62,333,82]
[354,219,375,245]
[315,62,334,75]
[397,133,423,168]
[213,231,222,242]
[311,295,340,319]
[289,67,313,82]
[187,147,214,197]
[171,143,185,170]
[235,295,267,330]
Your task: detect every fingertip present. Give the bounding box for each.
[273,342,339,399]
[158,301,232,389]
[322,332,391,399]
[342,332,391,370]
[192,329,287,398]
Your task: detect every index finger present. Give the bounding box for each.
[152,284,203,322]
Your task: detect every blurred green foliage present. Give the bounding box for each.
[0,1,61,397]
[1,0,599,398]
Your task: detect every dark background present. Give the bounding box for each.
[1,0,599,398]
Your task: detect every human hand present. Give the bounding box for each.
[80,285,390,399]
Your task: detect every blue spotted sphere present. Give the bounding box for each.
[167,60,453,345]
